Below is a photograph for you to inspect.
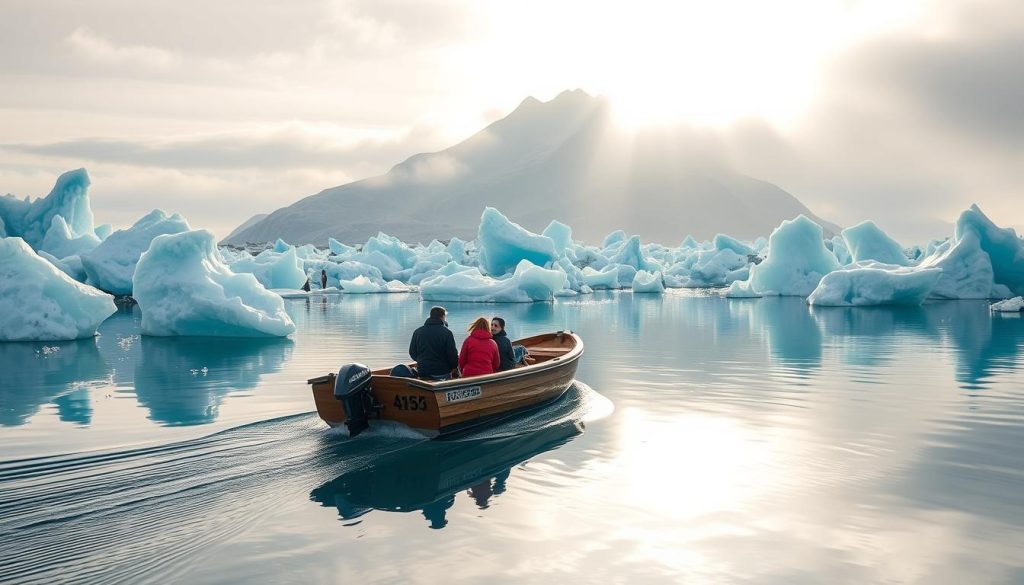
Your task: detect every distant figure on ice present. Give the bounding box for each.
[409,306,459,381]
[459,317,500,377]
[491,317,532,370]
[320,269,328,290]
[301,277,311,292]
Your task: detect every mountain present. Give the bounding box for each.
[224,89,839,246]
[222,213,267,243]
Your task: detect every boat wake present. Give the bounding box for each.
[0,381,606,584]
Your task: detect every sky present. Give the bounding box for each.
[0,0,1021,243]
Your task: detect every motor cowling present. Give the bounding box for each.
[334,363,372,436]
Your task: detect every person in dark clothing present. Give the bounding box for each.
[491,317,516,371]
[320,269,328,290]
[301,277,311,292]
[409,306,459,380]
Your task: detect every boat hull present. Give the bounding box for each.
[308,331,583,437]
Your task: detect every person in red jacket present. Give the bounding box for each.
[459,317,500,377]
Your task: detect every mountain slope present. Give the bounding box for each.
[225,90,838,246]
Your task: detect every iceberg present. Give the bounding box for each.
[602,230,627,248]
[542,220,573,256]
[81,209,191,295]
[712,234,754,257]
[328,237,354,256]
[132,230,295,337]
[229,247,308,290]
[991,297,1023,312]
[841,221,909,265]
[724,280,762,298]
[580,266,621,290]
[608,235,658,272]
[632,270,665,293]
[363,232,418,270]
[0,237,115,341]
[420,260,567,302]
[0,169,97,251]
[807,262,942,306]
[476,208,558,276]
[40,215,100,259]
[918,205,1024,299]
[749,215,840,296]
[272,238,292,253]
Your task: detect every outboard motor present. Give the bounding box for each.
[334,363,373,437]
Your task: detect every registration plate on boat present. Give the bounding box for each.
[444,386,482,404]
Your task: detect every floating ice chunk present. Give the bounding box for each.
[680,235,699,249]
[957,205,1024,295]
[724,280,761,298]
[446,237,467,263]
[81,209,191,295]
[364,232,418,270]
[749,215,840,296]
[543,220,573,256]
[40,215,100,259]
[38,250,88,282]
[713,234,754,256]
[132,230,295,337]
[991,296,1024,312]
[602,230,627,248]
[0,237,115,341]
[841,221,909,265]
[328,237,354,256]
[420,259,567,303]
[632,270,665,293]
[608,236,659,272]
[229,247,307,290]
[476,207,557,276]
[580,266,621,290]
[807,262,942,306]
[687,249,750,287]
[916,205,1024,299]
[95,224,112,241]
[339,275,384,293]
[273,238,292,253]
[0,169,96,250]
[571,245,609,270]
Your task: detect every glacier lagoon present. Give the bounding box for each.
[2,291,1024,583]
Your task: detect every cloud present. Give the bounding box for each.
[66,27,180,69]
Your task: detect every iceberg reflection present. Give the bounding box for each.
[133,336,294,426]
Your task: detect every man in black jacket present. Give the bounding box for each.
[491,317,516,371]
[409,306,459,380]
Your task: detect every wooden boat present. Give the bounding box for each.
[307,331,583,437]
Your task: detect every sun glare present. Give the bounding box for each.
[476,0,929,129]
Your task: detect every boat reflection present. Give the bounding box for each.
[310,419,583,529]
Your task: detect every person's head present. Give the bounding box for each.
[468,316,490,334]
[321,269,326,275]
[429,306,447,321]
[490,317,505,334]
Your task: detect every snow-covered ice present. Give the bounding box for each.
[133,230,295,337]
[229,247,308,290]
[990,297,1024,312]
[0,237,115,341]
[81,209,191,295]
[807,262,942,306]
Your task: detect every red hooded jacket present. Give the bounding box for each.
[459,328,500,377]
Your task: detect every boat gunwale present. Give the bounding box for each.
[306,331,583,391]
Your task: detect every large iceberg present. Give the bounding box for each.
[0,237,115,341]
[0,169,97,251]
[749,215,840,296]
[40,215,100,259]
[81,209,191,295]
[841,221,909,266]
[918,205,1024,299]
[543,220,573,257]
[807,262,942,306]
[476,207,557,276]
[420,260,567,302]
[132,230,295,337]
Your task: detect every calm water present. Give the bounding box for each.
[2,292,1024,583]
